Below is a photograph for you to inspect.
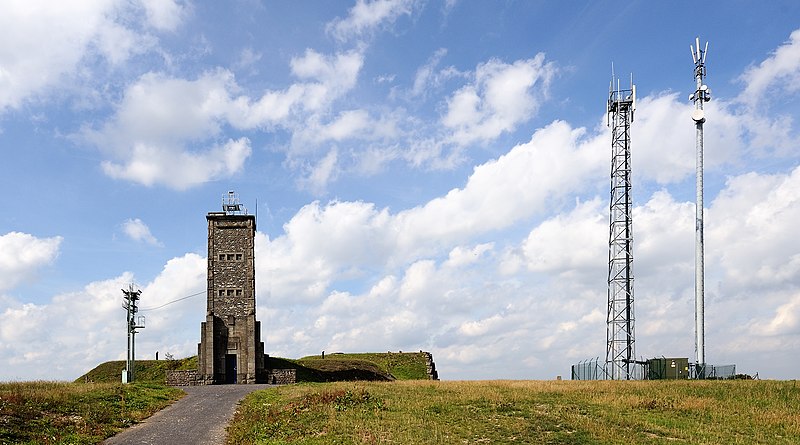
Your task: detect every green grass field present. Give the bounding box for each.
[0,381,183,444]
[227,379,800,444]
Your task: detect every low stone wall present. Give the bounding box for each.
[166,368,296,385]
[267,369,296,385]
[166,369,199,386]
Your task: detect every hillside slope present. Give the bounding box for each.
[76,357,197,384]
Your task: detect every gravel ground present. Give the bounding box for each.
[103,384,271,445]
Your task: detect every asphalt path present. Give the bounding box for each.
[103,384,271,445]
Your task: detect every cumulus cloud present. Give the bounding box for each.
[82,49,364,190]
[0,0,184,112]
[442,54,556,146]
[139,0,188,31]
[327,0,418,41]
[522,198,606,276]
[0,232,62,293]
[709,165,800,288]
[257,118,608,306]
[101,138,252,190]
[738,29,800,106]
[121,218,162,246]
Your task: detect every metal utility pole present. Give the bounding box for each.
[690,37,711,378]
[606,74,637,380]
[122,284,145,383]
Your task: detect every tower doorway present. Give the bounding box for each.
[225,354,237,384]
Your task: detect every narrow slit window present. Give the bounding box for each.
[235,253,243,261]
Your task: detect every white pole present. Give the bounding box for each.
[691,38,708,377]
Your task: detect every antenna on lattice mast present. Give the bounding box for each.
[689,37,711,378]
[605,68,637,380]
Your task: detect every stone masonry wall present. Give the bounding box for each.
[267,369,296,385]
[423,352,439,380]
[166,370,200,386]
[166,369,295,386]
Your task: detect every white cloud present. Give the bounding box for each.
[139,0,188,31]
[327,0,418,42]
[0,232,62,293]
[0,0,182,112]
[522,198,605,276]
[444,243,494,268]
[121,218,162,246]
[82,49,364,189]
[101,138,252,190]
[442,54,556,146]
[300,148,340,195]
[709,166,800,288]
[411,48,456,98]
[394,120,604,256]
[738,29,800,106]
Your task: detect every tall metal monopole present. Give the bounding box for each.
[690,37,711,377]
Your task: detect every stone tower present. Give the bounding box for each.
[197,193,265,384]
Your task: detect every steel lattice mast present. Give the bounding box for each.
[690,38,711,378]
[606,76,637,380]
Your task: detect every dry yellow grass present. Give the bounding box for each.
[228,379,800,444]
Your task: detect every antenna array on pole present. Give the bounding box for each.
[122,284,145,383]
[690,37,711,378]
[605,72,637,380]
[223,191,247,215]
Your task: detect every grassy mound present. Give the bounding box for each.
[78,352,429,385]
[75,356,197,384]
[299,352,431,380]
[266,356,394,382]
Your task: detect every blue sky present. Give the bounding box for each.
[1,0,799,381]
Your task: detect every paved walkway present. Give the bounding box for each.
[104,384,271,445]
